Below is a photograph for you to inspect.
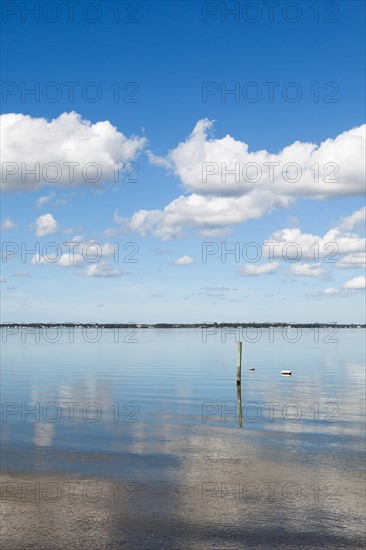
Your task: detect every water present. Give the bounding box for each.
[1,328,365,549]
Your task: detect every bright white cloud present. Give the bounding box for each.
[174,255,194,265]
[33,213,59,237]
[320,276,366,296]
[238,262,279,276]
[31,251,125,278]
[1,217,17,231]
[266,207,366,260]
[342,276,366,290]
[149,119,365,198]
[118,192,290,240]
[289,263,326,277]
[1,112,146,192]
[120,122,365,239]
[30,239,118,268]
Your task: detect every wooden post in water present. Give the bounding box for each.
[237,341,242,385]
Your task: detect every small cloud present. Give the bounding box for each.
[323,287,338,295]
[81,262,129,278]
[201,286,238,292]
[0,277,6,283]
[198,287,239,298]
[174,255,194,266]
[31,252,83,267]
[104,228,119,238]
[68,235,84,243]
[1,217,17,231]
[97,304,105,307]
[63,226,83,235]
[342,276,366,290]
[36,193,53,207]
[113,210,124,224]
[6,286,17,291]
[32,213,59,237]
[152,293,165,297]
[318,276,366,296]
[37,193,68,208]
[238,262,278,276]
[57,254,84,268]
[288,263,326,277]
[12,272,31,278]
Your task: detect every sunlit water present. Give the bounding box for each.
[1,328,365,549]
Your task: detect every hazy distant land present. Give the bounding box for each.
[1,322,365,329]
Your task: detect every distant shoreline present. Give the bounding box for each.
[1,323,365,329]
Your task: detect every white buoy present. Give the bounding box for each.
[249,367,255,371]
[281,370,292,375]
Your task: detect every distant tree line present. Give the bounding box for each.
[0,322,364,329]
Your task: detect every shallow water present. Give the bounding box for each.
[1,328,365,549]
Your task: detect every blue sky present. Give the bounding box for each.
[1,0,365,323]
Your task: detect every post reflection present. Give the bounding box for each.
[237,381,243,429]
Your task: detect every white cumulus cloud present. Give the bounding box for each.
[33,213,59,237]
[174,255,195,265]
[149,119,365,198]
[265,207,366,260]
[289,263,326,277]
[342,276,366,290]
[320,276,366,296]
[117,191,290,240]
[1,112,146,192]
[119,121,365,239]
[238,262,279,276]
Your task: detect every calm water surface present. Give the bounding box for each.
[1,328,365,549]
